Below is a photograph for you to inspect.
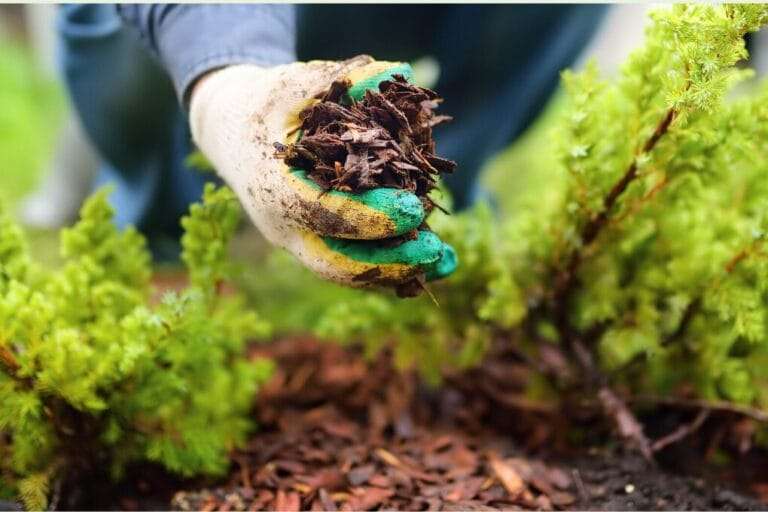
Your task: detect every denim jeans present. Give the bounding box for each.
[58,4,208,256]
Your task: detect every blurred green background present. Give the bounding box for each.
[0,42,60,210]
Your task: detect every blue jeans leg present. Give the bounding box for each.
[58,4,207,255]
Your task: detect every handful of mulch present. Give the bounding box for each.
[274,74,456,296]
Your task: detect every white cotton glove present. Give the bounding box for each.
[189,56,456,288]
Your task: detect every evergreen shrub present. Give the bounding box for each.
[315,4,768,441]
[0,184,272,510]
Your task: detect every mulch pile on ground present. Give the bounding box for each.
[170,338,766,511]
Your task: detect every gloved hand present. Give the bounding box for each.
[189,55,457,288]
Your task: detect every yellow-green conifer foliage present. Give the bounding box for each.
[316,5,768,422]
[0,184,272,510]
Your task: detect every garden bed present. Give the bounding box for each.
[48,337,767,511]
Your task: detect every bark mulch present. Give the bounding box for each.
[275,75,455,201]
[169,338,766,511]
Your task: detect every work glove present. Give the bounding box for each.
[189,55,457,289]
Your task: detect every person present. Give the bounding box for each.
[57,4,606,287]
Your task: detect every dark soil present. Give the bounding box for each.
[567,451,761,511]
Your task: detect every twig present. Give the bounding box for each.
[0,345,20,374]
[572,469,589,504]
[234,455,252,489]
[651,409,710,452]
[723,239,765,276]
[598,386,654,461]
[661,297,701,347]
[566,338,654,461]
[725,248,750,274]
[552,108,677,313]
[48,475,62,511]
[419,280,440,307]
[611,175,669,226]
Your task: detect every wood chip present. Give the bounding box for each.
[318,488,337,512]
[346,464,376,486]
[273,490,300,512]
[488,452,526,499]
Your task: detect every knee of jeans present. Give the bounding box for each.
[58,4,123,42]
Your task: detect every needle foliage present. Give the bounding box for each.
[313,5,768,427]
[0,184,272,510]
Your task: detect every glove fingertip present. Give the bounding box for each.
[347,62,414,101]
[425,242,458,281]
[322,229,442,267]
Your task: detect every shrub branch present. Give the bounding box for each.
[553,107,677,315]
[543,107,678,461]
[0,345,33,390]
[651,409,711,452]
[632,394,768,423]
